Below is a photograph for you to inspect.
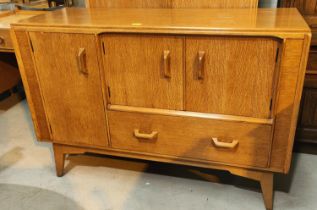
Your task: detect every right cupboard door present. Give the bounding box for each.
[185,36,279,118]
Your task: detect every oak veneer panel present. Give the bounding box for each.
[102,34,184,110]
[108,111,272,168]
[12,30,50,140]
[185,36,279,118]
[270,38,307,171]
[29,32,108,147]
[13,8,310,37]
[86,0,258,8]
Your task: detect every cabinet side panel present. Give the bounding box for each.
[270,37,310,173]
[11,29,51,141]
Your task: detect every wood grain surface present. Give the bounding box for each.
[270,37,310,172]
[86,0,258,8]
[102,34,184,110]
[29,32,108,147]
[11,30,51,140]
[12,8,310,37]
[185,36,279,118]
[108,111,272,168]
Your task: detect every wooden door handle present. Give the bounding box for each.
[134,129,158,140]
[197,51,205,80]
[212,138,239,149]
[77,48,88,75]
[163,50,171,78]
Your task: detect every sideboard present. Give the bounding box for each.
[11,8,311,210]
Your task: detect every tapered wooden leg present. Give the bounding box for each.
[229,168,274,210]
[53,144,65,177]
[260,172,274,210]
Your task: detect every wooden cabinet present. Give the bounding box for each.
[281,0,317,14]
[297,74,317,142]
[12,8,310,210]
[102,34,184,110]
[29,32,108,147]
[185,36,279,118]
[301,87,317,128]
[307,48,317,72]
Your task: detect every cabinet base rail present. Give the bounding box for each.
[53,143,274,210]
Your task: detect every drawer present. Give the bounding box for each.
[108,111,272,168]
[0,29,13,50]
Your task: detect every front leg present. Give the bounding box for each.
[260,172,274,210]
[53,144,65,177]
[228,168,274,210]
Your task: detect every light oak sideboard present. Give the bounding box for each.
[11,8,311,210]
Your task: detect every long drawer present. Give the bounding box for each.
[0,29,13,50]
[108,111,272,168]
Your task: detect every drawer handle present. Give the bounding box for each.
[212,138,239,149]
[134,129,158,140]
[77,48,88,75]
[197,51,205,80]
[0,36,4,45]
[163,50,171,78]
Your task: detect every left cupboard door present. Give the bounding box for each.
[29,32,108,148]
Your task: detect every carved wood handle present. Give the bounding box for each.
[77,48,88,75]
[163,50,171,78]
[197,51,205,80]
[212,138,239,149]
[134,129,158,140]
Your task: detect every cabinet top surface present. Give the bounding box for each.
[12,8,310,34]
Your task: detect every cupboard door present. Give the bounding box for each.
[29,32,108,147]
[186,36,279,118]
[102,34,184,110]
